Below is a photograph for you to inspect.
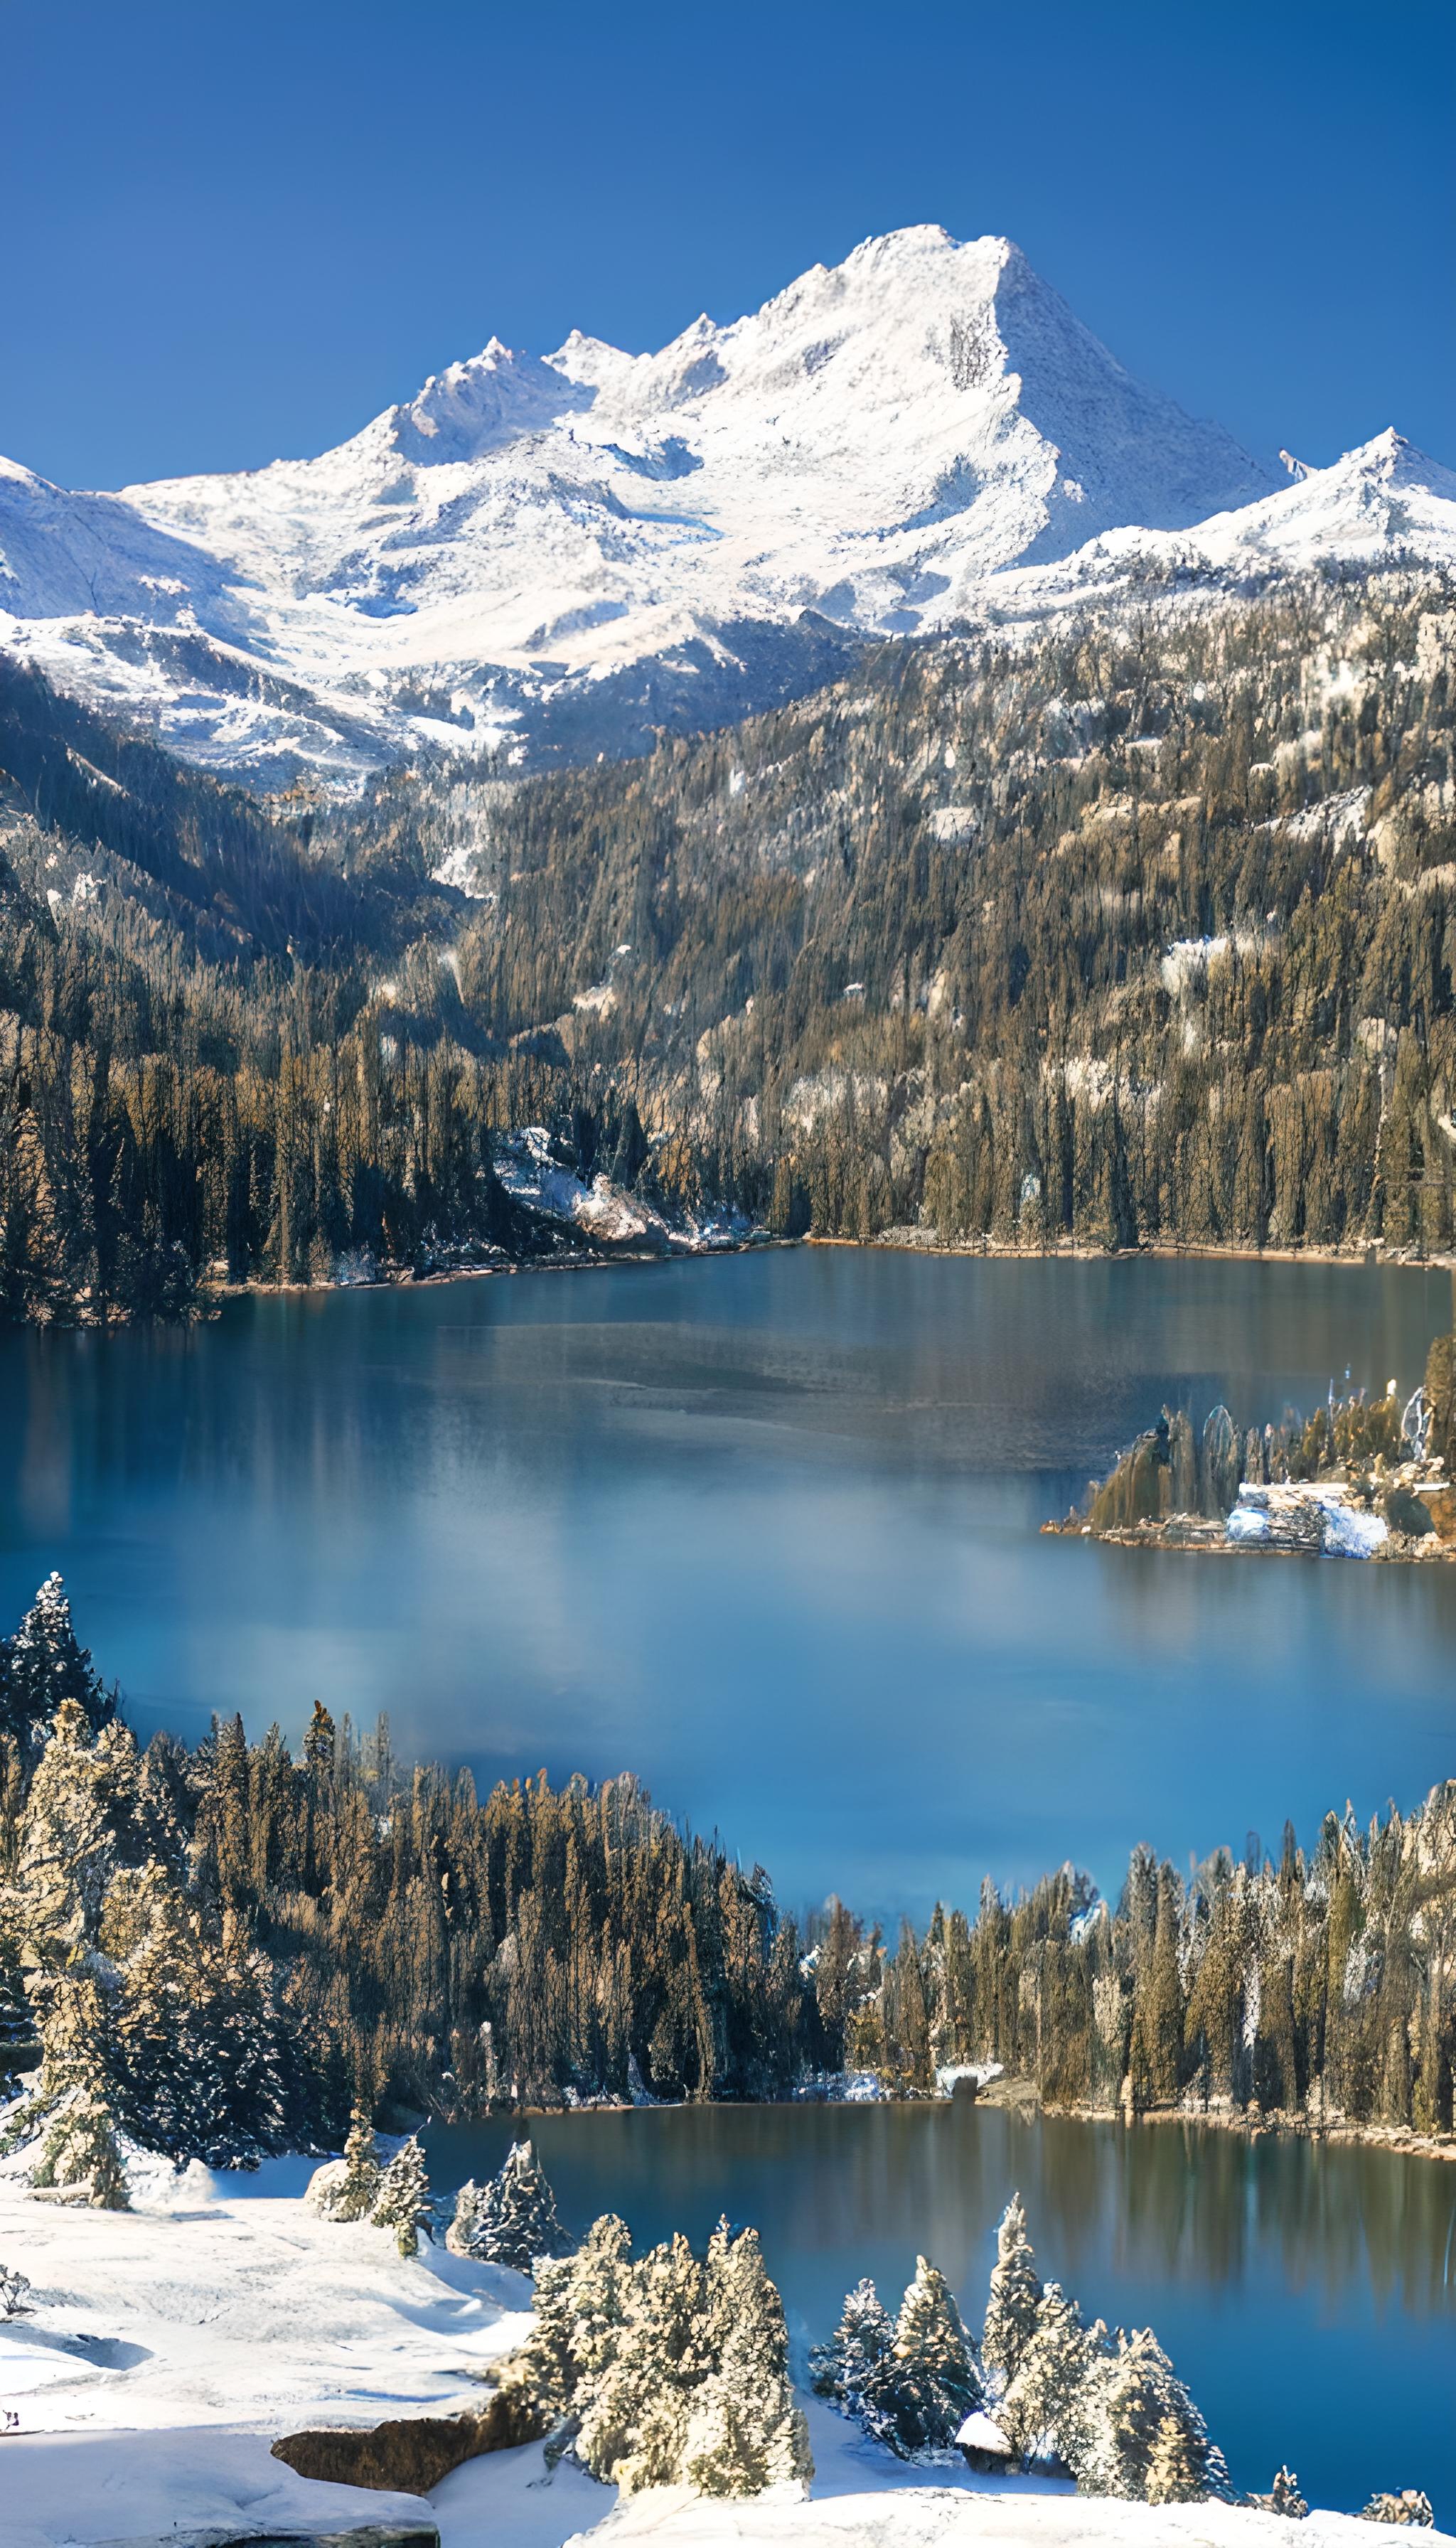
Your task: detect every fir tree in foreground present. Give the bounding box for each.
[503,2211,810,2497]
[446,2138,567,2271]
[857,2256,981,2458]
[982,2192,1042,2384]
[810,2278,893,2419]
[815,2198,1226,2502]
[371,2135,432,2257]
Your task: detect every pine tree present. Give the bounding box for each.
[510,2212,633,2419]
[0,1575,113,1760]
[1270,2466,1309,2519]
[31,2079,129,2209]
[337,2108,382,2220]
[680,2220,812,2495]
[1147,2409,1206,2505]
[861,2255,980,2458]
[445,2176,487,2255]
[579,2230,706,2490]
[1098,2327,1214,2502]
[810,2277,893,2415]
[371,2134,432,2256]
[309,2107,382,2221]
[983,2193,1042,2384]
[1001,2280,1099,2468]
[454,2138,567,2271]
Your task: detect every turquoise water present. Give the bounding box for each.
[0,1248,1450,1913]
[425,2099,1456,2517]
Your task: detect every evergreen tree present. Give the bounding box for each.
[810,2277,893,2416]
[1000,2279,1100,2469]
[680,2220,811,2495]
[371,2134,432,2256]
[982,2193,1042,2384]
[0,1575,113,1760]
[1096,2327,1215,2502]
[1270,2466,1309,2519]
[579,2230,706,2490]
[860,2255,980,2458]
[453,2138,567,2271]
[336,2108,383,2220]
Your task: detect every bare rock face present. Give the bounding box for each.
[272,2385,546,2496]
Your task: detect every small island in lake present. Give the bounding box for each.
[1049,1329,1456,1561]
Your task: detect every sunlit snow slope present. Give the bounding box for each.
[1,228,1452,785]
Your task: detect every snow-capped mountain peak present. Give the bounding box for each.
[0,228,1451,786]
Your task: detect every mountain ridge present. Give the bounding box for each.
[1,226,1452,787]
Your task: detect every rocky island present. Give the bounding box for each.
[1049,1329,1456,1561]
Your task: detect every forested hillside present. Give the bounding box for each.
[4,1576,1455,2170]
[1,569,1455,1321]
[363,571,1456,1254]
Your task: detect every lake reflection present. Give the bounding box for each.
[0,1249,1453,1912]
[426,2101,1456,2515]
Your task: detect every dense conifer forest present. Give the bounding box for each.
[3,1573,1455,2167]
[1,569,1454,1321]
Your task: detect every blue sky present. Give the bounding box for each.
[8,0,1453,489]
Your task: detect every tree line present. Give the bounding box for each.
[2,1574,1454,2169]
[2,572,1455,1322]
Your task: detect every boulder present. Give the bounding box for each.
[272,2387,546,2497]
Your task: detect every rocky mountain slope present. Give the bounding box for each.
[6,228,1449,788]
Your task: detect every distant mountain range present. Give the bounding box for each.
[2,226,1453,787]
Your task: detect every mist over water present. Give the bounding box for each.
[0,1248,1452,1917]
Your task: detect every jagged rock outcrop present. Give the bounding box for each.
[271,2387,546,2495]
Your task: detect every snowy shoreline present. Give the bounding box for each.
[1,2155,1441,2548]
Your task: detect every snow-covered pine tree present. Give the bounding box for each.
[0,1574,114,1762]
[14,1966,128,2210]
[1000,2279,1100,2470]
[579,2230,706,2490]
[457,2138,567,2270]
[1147,2409,1208,2505]
[680,2218,812,2495]
[860,2255,980,2458]
[1098,2326,1216,2502]
[336,2108,382,2219]
[370,2133,432,2255]
[31,2080,129,2209]
[810,2277,893,2416]
[445,2176,486,2254]
[508,2211,634,2421]
[306,2106,382,2221]
[983,2192,1042,2386]
[1270,2466,1309,2519]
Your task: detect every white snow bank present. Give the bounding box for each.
[935,2062,1004,2097]
[567,2486,1451,2548]
[1226,1482,1388,1558]
[3,2426,434,2548]
[0,2159,530,2440]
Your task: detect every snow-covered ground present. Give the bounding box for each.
[571,2485,1440,2548]
[3,225,1451,786]
[0,2160,1443,2547]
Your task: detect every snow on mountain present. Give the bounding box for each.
[0,228,1452,787]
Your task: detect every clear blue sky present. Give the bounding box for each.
[8,0,1452,490]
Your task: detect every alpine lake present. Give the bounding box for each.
[3,1245,1454,2508]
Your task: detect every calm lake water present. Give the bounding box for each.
[0,1248,1451,1912]
[424,2100,1456,2516]
[5,1250,1454,2509]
